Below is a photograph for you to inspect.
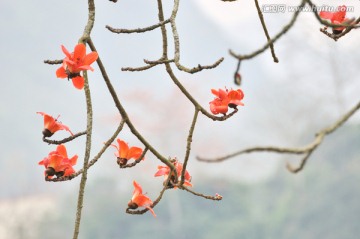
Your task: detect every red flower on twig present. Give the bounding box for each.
[39,144,78,179]
[209,88,244,115]
[37,112,73,137]
[154,159,192,188]
[111,139,143,166]
[320,5,354,34]
[56,43,98,90]
[127,180,156,217]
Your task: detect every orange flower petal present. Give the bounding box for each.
[132,180,143,197]
[69,155,78,166]
[56,67,68,78]
[61,45,71,59]
[210,99,228,115]
[63,167,75,176]
[118,139,129,159]
[128,147,143,160]
[83,52,98,67]
[56,145,68,158]
[73,44,86,62]
[42,113,55,130]
[77,65,94,71]
[72,76,85,90]
[154,166,169,177]
[133,194,152,207]
[146,206,157,218]
[218,89,228,99]
[211,89,219,97]
[48,154,66,171]
[38,157,49,167]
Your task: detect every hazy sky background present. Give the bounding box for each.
[0,1,360,235]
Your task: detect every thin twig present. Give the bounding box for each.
[106,19,170,34]
[178,58,225,74]
[44,59,63,65]
[121,59,174,72]
[180,108,199,186]
[42,131,87,145]
[144,58,174,65]
[254,0,278,63]
[121,64,156,72]
[179,186,223,201]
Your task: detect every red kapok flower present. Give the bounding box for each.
[209,88,244,115]
[39,144,78,179]
[37,112,73,137]
[320,5,353,34]
[127,180,156,217]
[154,159,192,188]
[56,43,98,90]
[111,139,143,166]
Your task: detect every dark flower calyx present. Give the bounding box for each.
[117,157,127,167]
[127,201,138,209]
[228,103,238,109]
[66,69,81,79]
[45,167,56,177]
[55,171,65,178]
[332,29,343,35]
[42,128,54,138]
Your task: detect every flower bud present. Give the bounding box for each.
[234,73,242,86]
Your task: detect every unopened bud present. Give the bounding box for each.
[234,73,242,86]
